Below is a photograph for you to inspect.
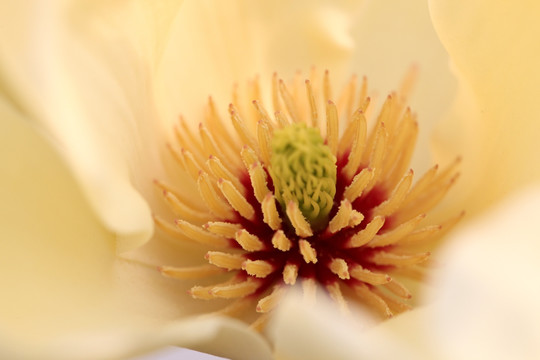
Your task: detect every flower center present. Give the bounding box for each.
[154,70,462,331]
[270,123,336,232]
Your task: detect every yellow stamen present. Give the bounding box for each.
[299,240,318,264]
[346,216,385,248]
[206,251,244,270]
[211,278,260,299]
[217,178,256,221]
[203,221,242,239]
[261,193,282,230]
[256,286,285,313]
[349,265,391,285]
[271,230,292,252]
[175,219,229,247]
[367,213,426,248]
[235,229,265,252]
[286,201,313,238]
[158,265,225,279]
[283,263,298,285]
[328,258,350,280]
[242,260,274,278]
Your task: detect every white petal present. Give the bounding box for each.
[429,0,540,214]
[428,187,540,360]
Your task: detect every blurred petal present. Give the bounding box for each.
[0,1,183,252]
[348,0,458,173]
[158,0,362,126]
[429,0,540,214]
[428,187,540,360]
[0,96,271,359]
[269,292,420,360]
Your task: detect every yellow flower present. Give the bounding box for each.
[0,1,539,360]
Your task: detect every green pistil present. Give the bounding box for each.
[270,123,337,232]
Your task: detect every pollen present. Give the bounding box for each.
[155,69,462,329]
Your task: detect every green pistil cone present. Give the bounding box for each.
[270,123,337,232]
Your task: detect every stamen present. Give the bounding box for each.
[328,199,364,234]
[365,123,388,191]
[153,179,205,211]
[175,219,229,247]
[372,169,414,217]
[299,240,318,264]
[206,251,244,270]
[353,283,393,318]
[326,101,339,156]
[243,259,274,278]
[350,265,391,285]
[256,286,285,313]
[370,251,430,267]
[346,216,385,248]
[328,258,350,280]
[283,263,299,285]
[367,213,426,248]
[217,178,256,221]
[261,193,282,230]
[286,201,313,237]
[203,221,243,239]
[158,265,225,279]
[384,279,412,299]
[230,105,258,151]
[211,278,260,299]
[162,190,210,223]
[278,79,299,122]
[343,167,374,202]
[240,146,259,170]
[181,148,204,181]
[235,229,265,252]
[248,161,270,203]
[305,80,319,128]
[341,111,367,178]
[271,230,292,251]
[256,119,273,166]
[197,171,233,220]
[207,155,245,194]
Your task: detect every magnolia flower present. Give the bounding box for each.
[1,1,539,360]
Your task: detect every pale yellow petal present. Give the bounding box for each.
[429,0,540,215]
[428,187,540,360]
[0,97,272,359]
[0,1,186,252]
[269,291,421,360]
[349,0,457,172]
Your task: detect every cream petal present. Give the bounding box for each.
[348,0,458,173]
[157,0,362,128]
[0,1,185,252]
[269,291,421,360]
[429,0,540,215]
[0,96,271,359]
[427,187,540,360]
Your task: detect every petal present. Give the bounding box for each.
[157,0,362,126]
[429,0,540,214]
[348,0,458,173]
[0,1,184,252]
[428,187,540,360]
[269,291,421,360]
[0,96,271,359]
